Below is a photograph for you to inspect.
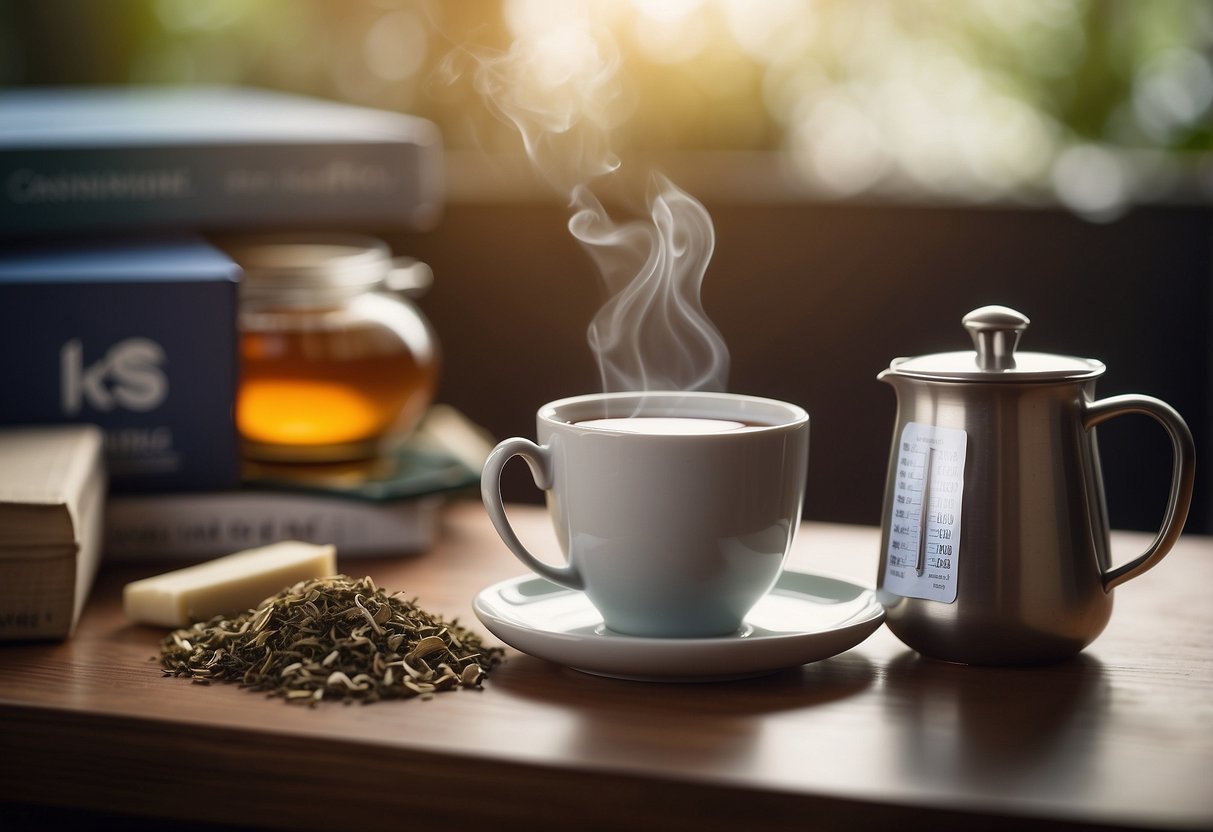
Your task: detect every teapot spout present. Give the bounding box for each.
[877,362,907,386]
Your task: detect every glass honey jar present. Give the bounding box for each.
[221,233,440,463]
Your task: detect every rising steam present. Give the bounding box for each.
[444,5,729,392]
[449,13,625,194]
[571,178,728,392]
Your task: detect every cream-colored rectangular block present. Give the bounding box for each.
[123,540,337,628]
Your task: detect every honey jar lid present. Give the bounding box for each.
[222,233,393,304]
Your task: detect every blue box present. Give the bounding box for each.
[0,235,241,491]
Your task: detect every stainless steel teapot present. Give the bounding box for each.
[876,305,1195,665]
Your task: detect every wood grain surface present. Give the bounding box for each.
[1,497,1210,831]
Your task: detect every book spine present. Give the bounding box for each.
[0,142,441,236]
[0,547,77,641]
[104,493,443,561]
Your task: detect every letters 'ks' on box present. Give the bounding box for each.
[0,235,241,492]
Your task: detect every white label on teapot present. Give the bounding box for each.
[883,422,967,604]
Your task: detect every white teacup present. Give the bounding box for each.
[481,391,810,638]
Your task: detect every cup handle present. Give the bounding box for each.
[1083,394,1196,591]
[480,437,585,590]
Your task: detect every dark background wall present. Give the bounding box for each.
[393,196,1211,535]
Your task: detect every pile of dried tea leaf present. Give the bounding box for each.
[159,574,504,705]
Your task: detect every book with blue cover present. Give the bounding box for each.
[0,85,443,237]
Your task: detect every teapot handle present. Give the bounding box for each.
[384,256,433,299]
[1083,394,1196,591]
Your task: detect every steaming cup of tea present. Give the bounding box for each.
[480,391,810,638]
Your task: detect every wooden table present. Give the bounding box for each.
[2,498,1210,831]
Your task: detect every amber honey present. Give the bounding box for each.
[239,331,437,461]
[231,242,441,463]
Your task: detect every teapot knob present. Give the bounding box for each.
[962,305,1030,371]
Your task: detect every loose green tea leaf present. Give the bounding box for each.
[158,574,504,706]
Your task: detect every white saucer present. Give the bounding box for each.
[473,570,885,682]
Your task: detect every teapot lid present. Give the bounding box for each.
[884,305,1105,382]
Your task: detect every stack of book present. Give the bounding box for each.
[0,85,469,582]
[105,405,492,561]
